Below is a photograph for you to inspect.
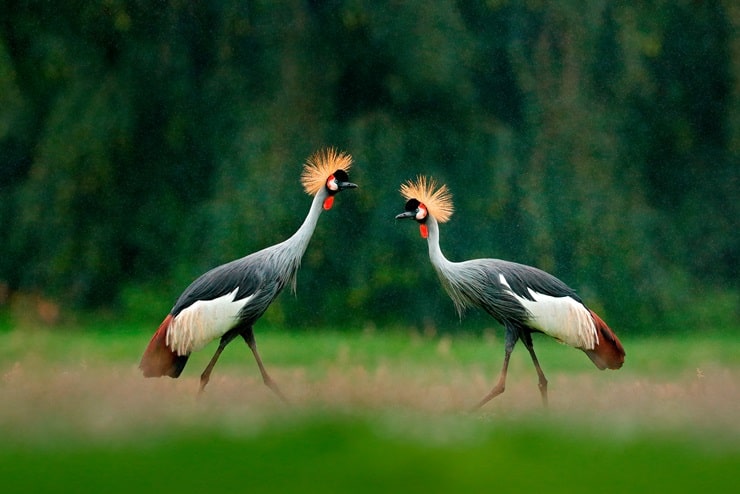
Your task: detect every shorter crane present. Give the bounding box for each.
[139,148,357,400]
[396,176,625,409]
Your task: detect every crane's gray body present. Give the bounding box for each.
[165,189,327,357]
[423,214,598,351]
[435,256,579,324]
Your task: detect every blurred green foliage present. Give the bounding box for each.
[0,0,737,333]
[3,420,738,494]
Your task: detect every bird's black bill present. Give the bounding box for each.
[395,211,416,220]
[338,181,358,191]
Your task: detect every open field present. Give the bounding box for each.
[1,325,738,493]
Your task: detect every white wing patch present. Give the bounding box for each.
[167,288,254,356]
[499,274,597,350]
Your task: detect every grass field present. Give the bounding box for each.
[1,324,738,493]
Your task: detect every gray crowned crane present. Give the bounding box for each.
[139,148,357,400]
[395,176,625,409]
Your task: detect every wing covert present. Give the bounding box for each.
[171,257,265,316]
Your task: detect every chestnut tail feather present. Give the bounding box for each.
[583,309,625,370]
[139,314,189,378]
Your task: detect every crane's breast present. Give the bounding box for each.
[166,288,254,355]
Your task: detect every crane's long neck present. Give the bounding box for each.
[425,216,482,316]
[425,216,451,273]
[283,188,328,258]
[268,188,329,292]
[425,216,468,315]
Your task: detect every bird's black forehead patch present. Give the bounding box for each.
[332,169,349,182]
[404,198,420,211]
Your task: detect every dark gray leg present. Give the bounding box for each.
[241,327,288,404]
[199,329,240,393]
[521,331,548,407]
[472,327,519,411]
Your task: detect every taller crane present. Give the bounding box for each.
[139,148,357,400]
[395,176,624,409]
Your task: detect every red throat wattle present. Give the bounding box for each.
[323,196,335,210]
[419,224,428,238]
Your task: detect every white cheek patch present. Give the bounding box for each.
[499,274,597,350]
[326,175,338,191]
[166,288,254,356]
[416,205,427,221]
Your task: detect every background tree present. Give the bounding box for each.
[0,0,737,334]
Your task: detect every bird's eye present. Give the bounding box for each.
[416,204,428,221]
[326,175,339,191]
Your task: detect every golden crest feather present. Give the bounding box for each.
[400,176,454,223]
[301,148,353,196]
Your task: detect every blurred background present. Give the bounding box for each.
[0,0,737,335]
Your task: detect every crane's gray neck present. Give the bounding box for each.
[269,188,329,293]
[425,216,451,272]
[425,216,474,316]
[284,188,328,257]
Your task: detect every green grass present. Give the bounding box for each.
[0,324,738,493]
[2,418,737,494]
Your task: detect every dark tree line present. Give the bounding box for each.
[0,0,737,333]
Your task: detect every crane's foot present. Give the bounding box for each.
[263,375,290,405]
[195,374,212,400]
[538,381,548,409]
[469,383,505,412]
